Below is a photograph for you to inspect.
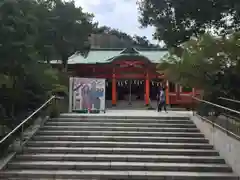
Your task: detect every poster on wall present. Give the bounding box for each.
[69,77,106,112]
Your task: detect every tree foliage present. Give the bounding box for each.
[93,25,159,48]
[48,0,94,70]
[158,32,240,100]
[34,0,94,71]
[138,0,240,47]
[0,0,94,134]
[0,0,159,135]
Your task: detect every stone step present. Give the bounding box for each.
[15,154,226,164]
[26,141,214,150]
[23,147,219,156]
[32,135,209,143]
[37,130,205,137]
[6,161,233,173]
[41,126,200,132]
[2,178,91,180]
[58,115,190,120]
[45,121,197,128]
[1,114,238,180]
[0,170,238,180]
[49,118,194,124]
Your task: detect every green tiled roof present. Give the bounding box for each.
[136,51,167,63]
[68,50,122,64]
[51,48,168,64]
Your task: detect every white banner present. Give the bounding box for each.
[69,77,106,112]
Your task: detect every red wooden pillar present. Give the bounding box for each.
[112,71,117,106]
[165,80,169,105]
[145,72,150,106]
[176,84,181,100]
[192,88,195,97]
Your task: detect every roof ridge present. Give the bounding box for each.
[90,47,167,51]
[90,48,124,51]
[52,49,169,64]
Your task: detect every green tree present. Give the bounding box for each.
[158,32,240,100]
[34,0,56,63]
[93,25,159,48]
[49,0,94,71]
[0,0,83,132]
[0,0,39,120]
[138,0,240,47]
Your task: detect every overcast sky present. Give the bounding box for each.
[75,0,157,43]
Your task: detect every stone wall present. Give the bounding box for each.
[191,115,240,176]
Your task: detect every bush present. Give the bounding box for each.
[90,109,100,114]
[73,109,88,114]
[49,102,61,118]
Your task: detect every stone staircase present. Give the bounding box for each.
[0,114,239,179]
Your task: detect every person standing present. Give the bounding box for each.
[157,87,167,113]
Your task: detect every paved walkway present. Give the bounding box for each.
[63,110,192,118]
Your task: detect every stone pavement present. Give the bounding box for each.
[64,110,192,118]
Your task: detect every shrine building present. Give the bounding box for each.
[51,47,199,108]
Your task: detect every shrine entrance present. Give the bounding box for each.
[105,78,164,109]
[117,79,145,106]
